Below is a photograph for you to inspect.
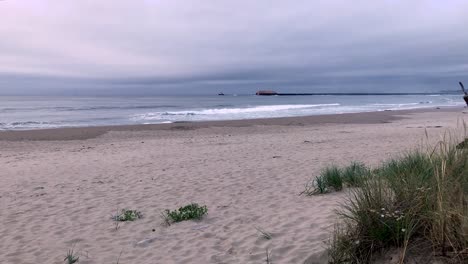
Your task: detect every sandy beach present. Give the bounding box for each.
[1,107,467,264]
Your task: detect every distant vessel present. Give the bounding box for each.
[256,90,278,96]
[218,92,225,96]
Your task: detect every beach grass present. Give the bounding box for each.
[342,162,369,187]
[322,166,343,192]
[327,137,468,263]
[302,162,369,195]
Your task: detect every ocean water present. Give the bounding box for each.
[0,94,465,130]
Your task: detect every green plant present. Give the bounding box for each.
[328,140,468,263]
[322,166,343,191]
[342,162,369,187]
[328,223,360,264]
[314,175,328,194]
[64,248,79,264]
[112,209,142,222]
[164,203,208,223]
[301,175,328,196]
[302,166,344,196]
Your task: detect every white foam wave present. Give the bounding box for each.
[0,121,61,130]
[171,104,340,115]
[371,103,420,107]
[133,104,341,121]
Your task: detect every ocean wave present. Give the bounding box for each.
[371,103,421,107]
[133,104,341,120]
[62,105,179,111]
[172,104,340,115]
[0,121,60,130]
[0,105,178,112]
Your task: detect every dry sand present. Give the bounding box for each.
[0,108,467,264]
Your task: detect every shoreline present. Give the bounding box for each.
[0,106,463,141]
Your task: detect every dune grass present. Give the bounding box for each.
[342,162,369,187]
[322,166,344,192]
[327,138,468,263]
[302,162,369,195]
[302,166,342,195]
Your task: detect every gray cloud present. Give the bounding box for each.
[1,0,467,94]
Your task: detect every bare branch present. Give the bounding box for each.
[460,82,467,95]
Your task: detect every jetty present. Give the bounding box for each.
[255,90,448,96]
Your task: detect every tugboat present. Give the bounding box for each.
[218,92,225,96]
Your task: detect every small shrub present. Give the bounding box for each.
[164,203,208,223]
[112,209,142,222]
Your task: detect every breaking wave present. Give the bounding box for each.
[133,104,341,121]
[0,121,61,130]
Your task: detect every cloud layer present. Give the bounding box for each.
[1,0,467,94]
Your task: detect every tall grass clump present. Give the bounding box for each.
[304,165,343,195]
[342,162,369,187]
[303,162,369,195]
[329,139,468,263]
[322,166,344,191]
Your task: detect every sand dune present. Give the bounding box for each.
[0,108,466,264]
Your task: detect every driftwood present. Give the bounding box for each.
[460,82,468,106]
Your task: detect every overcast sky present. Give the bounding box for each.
[1,0,467,95]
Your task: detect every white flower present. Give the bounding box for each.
[401,228,406,232]
[381,214,385,218]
